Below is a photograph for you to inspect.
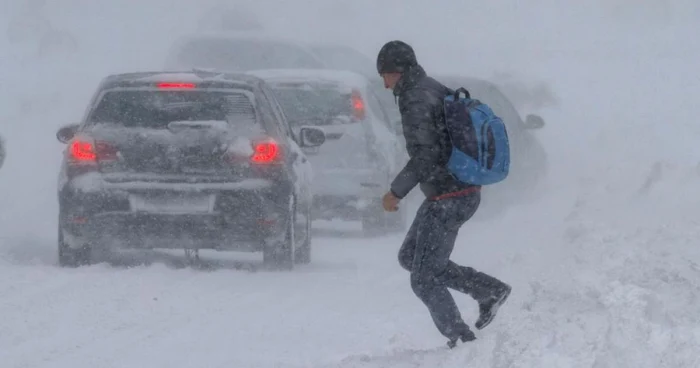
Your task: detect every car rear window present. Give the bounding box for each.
[88,90,258,129]
[268,83,355,127]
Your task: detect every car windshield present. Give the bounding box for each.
[269,82,375,169]
[88,90,258,129]
[268,83,355,127]
[170,38,325,71]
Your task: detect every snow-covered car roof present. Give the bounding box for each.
[246,68,370,92]
[99,70,264,90]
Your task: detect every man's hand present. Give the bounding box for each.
[382,191,400,212]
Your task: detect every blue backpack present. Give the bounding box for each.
[443,87,510,185]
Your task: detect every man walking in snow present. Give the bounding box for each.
[376,40,512,348]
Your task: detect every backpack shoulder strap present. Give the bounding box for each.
[452,87,470,100]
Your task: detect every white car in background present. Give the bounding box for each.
[248,68,408,233]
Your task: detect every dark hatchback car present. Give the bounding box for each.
[55,71,325,270]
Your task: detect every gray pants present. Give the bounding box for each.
[398,193,506,339]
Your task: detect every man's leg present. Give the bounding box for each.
[430,194,512,330]
[397,200,425,271]
[441,262,510,301]
[409,198,474,341]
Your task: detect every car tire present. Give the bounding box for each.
[294,208,311,264]
[58,226,92,267]
[263,195,296,270]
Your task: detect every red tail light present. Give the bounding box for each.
[68,137,118,163]
[351,90,366,120]
[157,82,196,89]
[70,140,97,161]
[251,140,281,164]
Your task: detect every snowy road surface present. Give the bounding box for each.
[3,177,700,368]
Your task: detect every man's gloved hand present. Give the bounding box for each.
[382,191,400,212]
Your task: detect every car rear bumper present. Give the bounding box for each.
[63,212,278,251]
[60,175,290,251]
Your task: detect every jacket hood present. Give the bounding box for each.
[393,64,427,97]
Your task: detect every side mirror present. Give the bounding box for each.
[57,123,80,143]
[523,114,545,129]
[299,126,326,148]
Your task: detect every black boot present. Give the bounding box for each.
[475,284,511,330]
[446,327,476,349]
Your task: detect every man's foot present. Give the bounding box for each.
[446,328,476,349]
[475,284,511,330]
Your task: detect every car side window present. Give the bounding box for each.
[254,89,285,138]
[262,86,294,138]
[260,86,298,145]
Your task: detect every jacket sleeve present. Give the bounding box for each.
[390,88,441,199]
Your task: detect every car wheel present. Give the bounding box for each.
[263,195,295,270]
[294,208,311,264]
[58,225,92,267]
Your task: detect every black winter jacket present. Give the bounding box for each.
[389,64,479,199]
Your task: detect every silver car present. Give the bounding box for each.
[248,68,409,233]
